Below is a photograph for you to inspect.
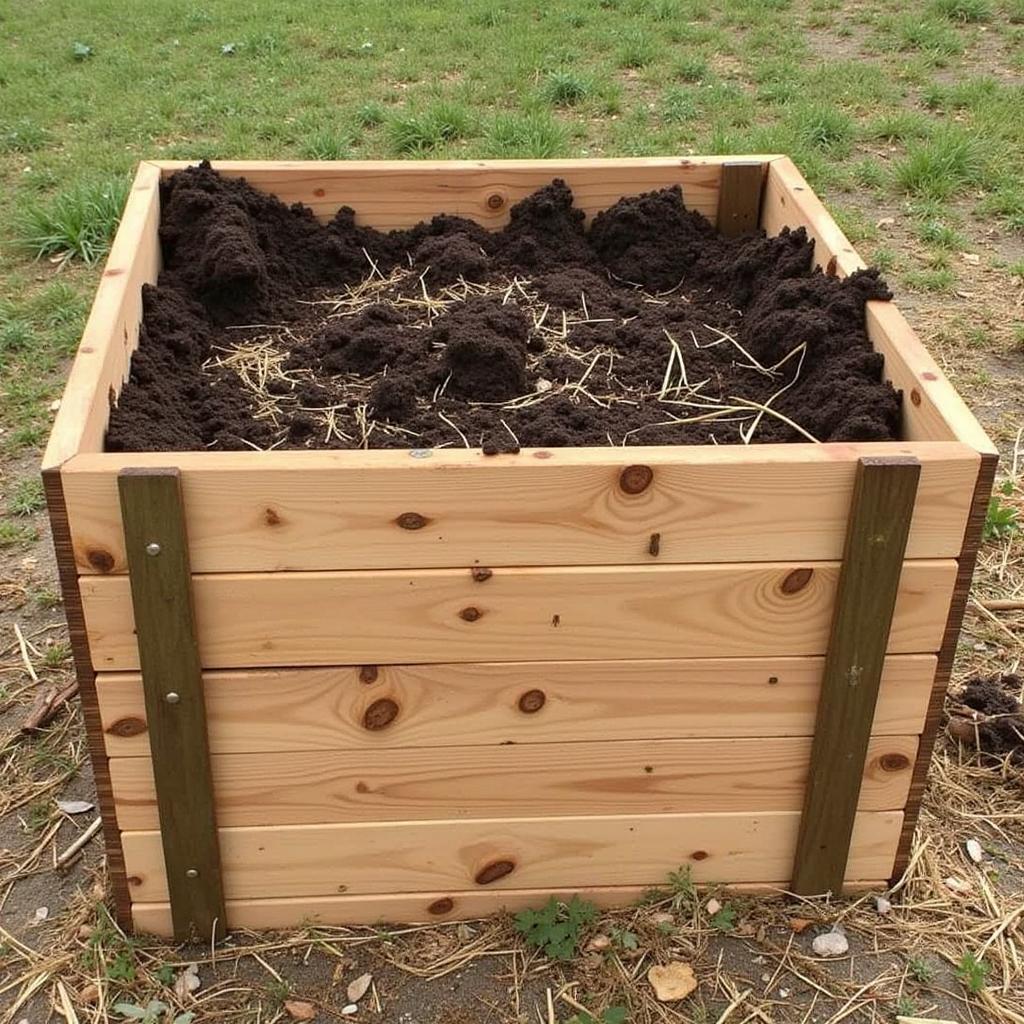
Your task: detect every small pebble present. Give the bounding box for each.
[945,875,972,894]
[650,911,674,925]
[705,898,722,916]
[342,1005,358,1017]
[965,838,984,864]
[875,896,892,915]
[811,927,849,957]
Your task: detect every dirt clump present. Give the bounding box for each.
[949,674,1024,764]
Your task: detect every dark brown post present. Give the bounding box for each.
[716,160,766,237]
[119,468,225,940]
[792,456,920,896]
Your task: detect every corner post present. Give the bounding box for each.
[716,160,766,237]
[118,468,225,940]
[792,456,920,895]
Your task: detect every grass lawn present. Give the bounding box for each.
[1,1,1023,1022]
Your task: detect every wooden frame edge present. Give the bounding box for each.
[41,466,132,928]
[891,450,998,879]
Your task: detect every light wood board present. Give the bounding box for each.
[80,560,957,671]
[131,879,885,935]
[121,809,904,902]
[108,734,917,829]
[96,654,937,756]
[63,443,978,574]
[149,157,755,228]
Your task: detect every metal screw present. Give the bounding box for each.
[165,692,180,704]
[185,868,199,879]
[145,542,161,556]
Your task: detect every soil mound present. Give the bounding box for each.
[950,674,1024,765]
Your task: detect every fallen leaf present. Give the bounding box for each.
[58,800,95,815]
[812,927,848,957]
[346,973,372,1004]
[876,217,896,228]
[284,1000,317,1021]
[649,911,674,926]
[965,839,984,864]
[959,252,980,265]
[945,875,971,894]
[788,917,813,933]
[588,934,612,951]
[647,962,698,1002]
[174,965,201,1000]
[79,984,100,1004]
[875,896,892,915]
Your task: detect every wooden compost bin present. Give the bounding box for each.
[42,156,996,940]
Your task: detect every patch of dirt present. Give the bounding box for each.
[106,163,902,453]
[950,673,1024,764]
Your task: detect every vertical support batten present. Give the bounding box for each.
[792,456,921,895]
[716,160,765,237]
[118,468,225,940]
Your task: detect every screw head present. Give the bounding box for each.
[145,542,161,556]
[185,868,199,879]
[165,692,180,704]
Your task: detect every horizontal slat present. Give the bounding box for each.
[152,156,741,227]
[80,560,956,671]
[96,654,938,756]
[63,444,978,574]
[108,735,917,829]
[132,879,886,935]
[122,810,903,902]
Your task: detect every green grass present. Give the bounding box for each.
[18,178,130,264]
[931,0,992,19]
[540,71,591,107]
[6,477,45,516]
[299,131,353,160]
[892,130,982,198]
[483,111,568,158]
[386,102,475,154]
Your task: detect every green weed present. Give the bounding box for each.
[7,477,44,515]
[904,267,956,291]
[354,101,387,128]
[984,485,1019,541]
[541,70,591,106]
[483,111,567,158]
[892,131,981,199]
[908,954,936,983]
[114,1000,193,1024]
[918,220,966,248]
[0,118,50,153]
[514,896,598,960]
[299,131,352,160]
[662,86,698,123]
[566,1008,628,1024]
[18,178,130,265]
[864,111,934,141]
[790,103,854,155]
[616,30,658,68]
[674,55,708,82]
[881,15,963,55]
[386,102,474,154]
[955,952,989,993]
[0,520,38,547]
[931,0,991,20]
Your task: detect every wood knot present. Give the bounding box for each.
[359,665,379,684]
[472,567,493,582]
[910,388,921,407]
[428,897,455,915]
[648,532,661,557]
[825,255,838,278]
[486,192,505,210]
[690,850,709,861]
[128,875,143,887]
[475,859,515,885]
[313,187,326,197]
[767,676,779,685]
[363,698,399,730]
[879,752,911,772]
[460,606,482,622]
[518,689,546,714]
[86,548,115,573]
[355,781,369,793]
[922,371,937,381]
[619,464,653,495]
[264,508,282,526]
[396,512,429,530]
[107,717,147,737]
[780,568,813,594]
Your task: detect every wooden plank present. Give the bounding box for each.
[41,468,132,929]
[118,468,225,941]
[80,559,957,671]
[42,162,162,470]
[95,654,938,757]
[892,451,998,879]
[108,734,917,829]
[761,157,995,454]
[121,809,904,902]
[132,879,886,935]
[150,157,772,228]
[63,443,977,574]
[792,457,920,895]
[717,161,765,236]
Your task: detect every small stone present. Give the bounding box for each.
[33,907,49,923]
[174,964,201,999]
[79,983,100,1003]
[788,917,814,933]
[875,896,892,916]
[346,973,372,1004]
[960,252,981,265]
[760,972,771,983]
[77,923,95,940]
[647,962,698,1002]
[965,839,984,864]
[341,1006,358,1017]
[58,799,95,815]
[811,927,849,957]
[876,217,896,228]
[649,911,674,926]
[588,934,612,951]
[778,988,790,999]
[945,876,972,894]
[705,898,721,916]
[284,1000,317,1021]
[49,399,61,412]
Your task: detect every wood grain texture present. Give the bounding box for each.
[717,161,765,236]
[121,809,904,902]
[131,879,885,935]
[42,162,162,470]
[108,734,917,829]
[42,468,132,928]
[760,157,995,454]
[118,469,225,940]
[63,443,978,574]
[792,458,920,895]
[892,451,998,879]
[80,560,957,671]
[95,654,938,757]
[150,157,757,227]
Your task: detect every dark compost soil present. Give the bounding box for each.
[105,162,902,453]
[951,674,1024,765]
